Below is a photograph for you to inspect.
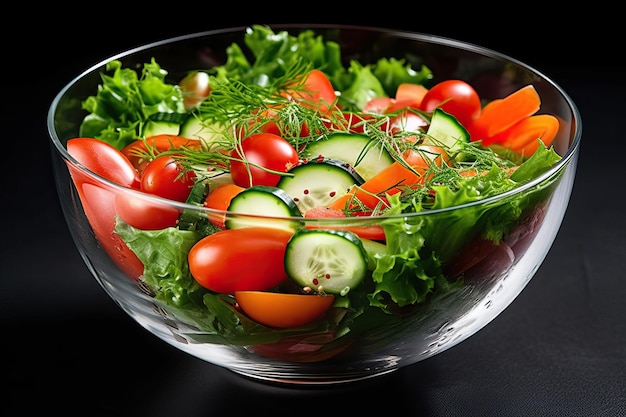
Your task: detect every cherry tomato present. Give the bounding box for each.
[235,291,335,328]
[121,135,201,173]
[68,138,140,188]
[419,80,481,127]
[249,107,310,138]
[179,71,211,110]
[66,138,144,279]
[229,133,299,187]
[114,191,181,230]
[389,111,428,135]
[188,227,293,293]
[140,155,196,202]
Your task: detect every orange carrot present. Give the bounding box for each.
[352,146,449,209]
[353,161,420,209]
[490,114,560,156]
[387,83,429,112]
[325,188,357,210]
[303,207,386,241]
[395,83,429,103]
[469,85,541,145]
[204,183,245,228]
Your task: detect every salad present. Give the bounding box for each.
[66,25,563,361]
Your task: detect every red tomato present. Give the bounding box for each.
[325,112,387,134]
[389,111,428,135]
[68,138,140,188]
[235,291,335,328]
[249,107,310,138]
[179,71,211,110]
[121,135,201,173]
[140,155,196,202]
[362,97,393,114]
[114,191,181,230]
[66,138,144,279]
[229,133,299,187]
[419,80,481,127]
[188,227,293,293]
[285,69,337,114]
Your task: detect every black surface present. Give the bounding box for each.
[4,14,624,416]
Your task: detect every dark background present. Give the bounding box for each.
[3,12,624,416]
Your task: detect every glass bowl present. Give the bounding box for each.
[47,24,581,385]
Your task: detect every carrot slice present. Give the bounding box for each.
[353,146,449,209]
[386,83,429,112]
[469,85,541,145]
[235,291,335,328]
[304,207,386,241]
[395,83,429,103]
[325,189,357,210]
[204,183,245,228]
[490,114,560,156]
[353,160,420,209]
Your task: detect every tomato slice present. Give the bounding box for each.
[235,291,335,328]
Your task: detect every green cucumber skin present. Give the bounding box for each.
[285,228,368,295]
[423,108,469,159]
[304,133,393,181]
[225,185,303,231]
[180,115,229,144]
[277,158,364,214]
[143,120,180,137]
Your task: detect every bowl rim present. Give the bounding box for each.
[47,23,582,220]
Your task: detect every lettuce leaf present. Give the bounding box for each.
[80,59,186,149]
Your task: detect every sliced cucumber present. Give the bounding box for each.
[285,228,368,295]
[277,158,364,214]
[423,108,470,160]
[304,133,393,181]
[142,112,187,137]
[180,114,230,148]
[177,179,216,235]
[225,185,303,232]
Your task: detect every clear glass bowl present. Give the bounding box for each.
[47,24,581,385]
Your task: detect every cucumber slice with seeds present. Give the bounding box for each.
[277,158,364,214]
[226,185,303,232]
[423,108,470,160]
[304,132,394,181]
[285,228,368,295]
